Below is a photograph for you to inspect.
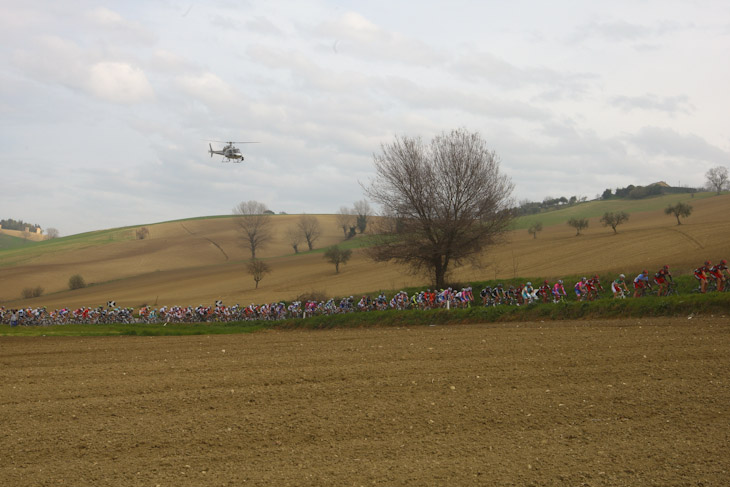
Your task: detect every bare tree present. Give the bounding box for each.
[233,200,272,259]
[567,217,589,236]
[364,129,514,288]
[45,228,60,239]
[323,245,353,273]
[600,211,629,234]
[246,259,271,289]
[297,214,321,251]
[353,200,371,234]
[527,222,543,239]
[285,226,303,254]
[665,202,692,225]
[335,206,355,238]
[705,166,729,195]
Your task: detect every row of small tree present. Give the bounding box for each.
[232,199,373,259]
[529,202,695,239]
[244,245,354,289]
[233,200,365,289]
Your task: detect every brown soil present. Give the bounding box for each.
[2,316,729,486]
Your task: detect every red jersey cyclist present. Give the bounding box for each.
[653,265,673,296]
[709,259,729,292]
[633,270,651,298]
[694,261,712,293]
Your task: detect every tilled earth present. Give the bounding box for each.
[1,316,729,486]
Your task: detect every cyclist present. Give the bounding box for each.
[537,280,552,303]
[611,274,630,298]
[480,286,491,306]
[574,277,588,301]
[693,261,712,293]
[654,265,673,296]
[633,270,652,297]
[491,284,505,305]
[709,259,728,292]
[586,275,603,301]
[376,292,387,310]
[552,279,567,303]
[521,282,536,304]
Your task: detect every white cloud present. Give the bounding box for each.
[87,62,154,103]
[623,127,730,165]
[177,72,237,108]
[11,35,87,88]
[610,94,693,115]
[84,7,156,44]
[314,12,446,66]
[244,16,285,36]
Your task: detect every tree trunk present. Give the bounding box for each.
[434,258,446,289]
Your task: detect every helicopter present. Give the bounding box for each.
[206,140,259,162]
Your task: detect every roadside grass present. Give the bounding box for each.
[512,192,715,230]
[0,322,268,337]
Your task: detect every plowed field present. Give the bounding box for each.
[2,317,729,486]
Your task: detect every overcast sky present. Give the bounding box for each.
[2,1,729,236]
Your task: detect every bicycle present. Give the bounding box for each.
[693,279,717,294]
[634,284,654,297]
[662,281,679,296]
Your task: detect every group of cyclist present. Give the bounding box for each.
[608,259,728,299]
[2,259,727,326]
[0,287,478,326]
[479,277,597,306]
[693,259,729,293]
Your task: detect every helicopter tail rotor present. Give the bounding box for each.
[209,143,213,158]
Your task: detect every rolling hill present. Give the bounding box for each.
[1,192,728,310]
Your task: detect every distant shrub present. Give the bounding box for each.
[68,274,86,290]
[21,286,44,299]
[135,227,150,240]
[296,290,328,302]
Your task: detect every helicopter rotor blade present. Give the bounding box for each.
[203,139,260,143]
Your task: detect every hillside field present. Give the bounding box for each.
[1,193,728,309]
